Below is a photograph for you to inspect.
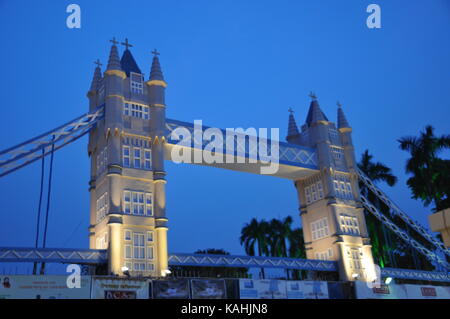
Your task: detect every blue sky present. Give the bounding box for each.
[0,0,449,273]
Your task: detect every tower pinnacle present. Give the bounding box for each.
[287,107,300,142]
[337,101,351,130]
[106,37,122,71]
[89,59,102,92]
[305,93,328,126]
[149,49,165,83]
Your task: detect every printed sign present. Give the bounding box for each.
[153,278,190,299]
[191,279,227,299]
[354,281,407,299]
[404,284,450,299]
[0,275,91,299]
[286,281,329,299]
[239,279,287,299]
[91,277,150,299]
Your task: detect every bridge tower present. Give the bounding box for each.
[287,95,377,282]
[86,40,169,277]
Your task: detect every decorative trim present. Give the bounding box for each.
[105,69,126,79]
[168,253,337,271]
[106,94,125,101]
[146,80,167,88]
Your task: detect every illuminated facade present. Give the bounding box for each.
[287,97,376,282]
[87,40,168,277]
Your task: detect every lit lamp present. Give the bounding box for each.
[161,269,172,277]
[121,266,131,277]
[352,273,359,280]
[384,277,393,285]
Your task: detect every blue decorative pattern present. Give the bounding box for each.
[168,253,337,271]
[165,119,318,169]
[0,247,107,264]
[381,267,450,283]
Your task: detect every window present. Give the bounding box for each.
[123,190,153,217]
[147,231,154,242]
[315,248,333,261]
[122,145,151,170]
[305,187,311,204]
[96,147,107,176]
[125,230,155,273]
[311,218,329,241]
[96,233,108,249]
[123,102,150,119]
[134,262,146,271]
[130,72,144,94]
[134,148,141,168]
[125,245,132,259]
[144,149,151,169]
[123,146,130,167]
[147,246,154,260]
[96,192,108,223]
[331,146,344,166]
[145,194,153,216]
[348,248,363,269]
[340,215,360,235]
[305,180,324,205]
[133,233,145,259]
[334,175,353,200]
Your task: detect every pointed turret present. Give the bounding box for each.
[89,60,102,92]
[286,108,301,144]
[337,101,350,130]
[149,52,165,82]
[146,49,167,106]
[106,38,122,72]
[305,92,328,126]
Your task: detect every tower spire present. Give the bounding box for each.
[89,59,102,92]
[106,37,122,71]
[149,49,165,82]
[286,108,301,143]
[305,92,328,126]
[337,101,350,130]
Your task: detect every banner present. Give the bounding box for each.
[354,281,407,299]
[404,284,450,299]
[286,281,329,299]
[91,277,150,299]
[191,279,227,299]
[239,279,287,299]
[153,278,190,299]
[0,275,91,299]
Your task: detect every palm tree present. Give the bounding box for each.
[240,218,270,278]
[358,149,397,189]
[267,216,293,258]
[357,149,398,267]
[398,125,450,212]
[288,228,305,259]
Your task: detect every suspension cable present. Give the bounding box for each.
[32,149,45,275]
[40,138,55,275]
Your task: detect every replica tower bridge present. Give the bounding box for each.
[0,39,449,283]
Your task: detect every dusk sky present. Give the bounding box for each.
[0,0,449,273]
